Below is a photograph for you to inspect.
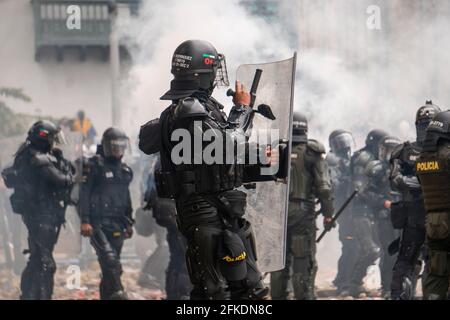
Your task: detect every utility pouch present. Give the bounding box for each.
[218,190,247,219]
[10,192,28,215]
[1,166,18,189]
[425,212,450,240]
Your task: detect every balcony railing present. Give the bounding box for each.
[31,0,140,61]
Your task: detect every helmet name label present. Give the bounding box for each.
[173,54,193,69]
[429,120,444,128]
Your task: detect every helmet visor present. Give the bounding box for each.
[103,138,129,158]
[214,53,230,87]
[379,144,396,161]
[54,130,67,146]
[331,133,355,152]
[378,138,400,161]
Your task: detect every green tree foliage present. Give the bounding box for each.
[0,87,36,138]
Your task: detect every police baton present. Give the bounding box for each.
[316,189,359,243]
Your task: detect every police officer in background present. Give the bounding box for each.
[144,154,192,300]
[270,112,334,300]
[326,130,356,294]
[138,40,287,299]
[415,110,450,300]
[79,127,134,300]
[364,135,401,297]
[2,120,74,300]
[389,101,441,300]
[343,129,388,297]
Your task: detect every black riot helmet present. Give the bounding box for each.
[415,100,441,145]
[329,129,355,159]
[292,112,308,144]
[378,135,401,162]
[101,127,129,160]
[423,110,450,152]
[27,120,63,152]
[365,129,389,157]
[160,40,229,101]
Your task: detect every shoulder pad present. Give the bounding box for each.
[352,149,374,166]
[139,117,161,155]
[121,163,133,174]
[366,160,383,177]
[121,163,134,182]
[307,139,326,154]
[30,153,53,167]
[174,97,208,119]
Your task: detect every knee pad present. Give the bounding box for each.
[292,272,311,285]
[40,255,56,274]
[103,251,121,273]
[364,246,380,264]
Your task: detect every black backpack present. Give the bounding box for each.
[1,148,34,215]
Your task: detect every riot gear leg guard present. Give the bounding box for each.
[91,228,126,300]
[422,249,450,300]
[185,226,229,300]
[376,218,397,295]
[290,225,317,300]
[270,252,291,300]
[348,216,379,296]
[229,220,267,300]
[20,218,59,300]
[165,228,191,300]
[390,226,425,300]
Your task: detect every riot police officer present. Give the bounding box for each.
[270,112,334,300]
[138,40,287,299]
[1,120,74,300]
[365,135,401,297]
[144,155,192,300]
[343,129,388,297]
[416,110,450,299]
[79,127,134,300]
[389,101,441,300]
[326,129,356,294]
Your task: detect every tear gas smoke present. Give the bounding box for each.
[119,0,450,290]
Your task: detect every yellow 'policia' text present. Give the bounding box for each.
[416,161,440,172]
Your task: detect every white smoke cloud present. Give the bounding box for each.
[119,0,293,137]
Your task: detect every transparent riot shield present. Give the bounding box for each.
[237,54,297,273]
[54,131,84,257]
